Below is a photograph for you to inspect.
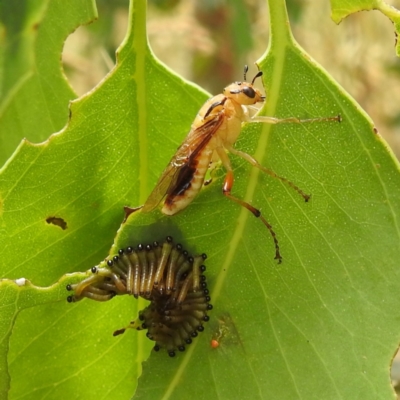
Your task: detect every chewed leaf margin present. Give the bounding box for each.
[330,0,400,56]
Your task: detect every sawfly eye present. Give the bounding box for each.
[66,235,212,357]
[242,86,256,98]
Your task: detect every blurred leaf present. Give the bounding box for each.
[230,0,253,57]
[330,0,400,56]
[0,0,97,164]
[1,0,400,399]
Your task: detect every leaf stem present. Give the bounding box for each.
[267,0,294,50]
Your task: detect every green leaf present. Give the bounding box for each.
[0,0,208,398]
[330,0,400,56]
[130,2,400,399]
[0,0,97,164]
[1,0,400,399]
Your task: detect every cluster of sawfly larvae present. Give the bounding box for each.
[66,236,212,357]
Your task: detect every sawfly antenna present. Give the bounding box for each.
[244,65,249,81]
[252,71,263,85]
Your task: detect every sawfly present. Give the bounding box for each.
[126,66,341,262]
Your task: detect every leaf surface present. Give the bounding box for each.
[1,0,400,399]
[0,0,207,398]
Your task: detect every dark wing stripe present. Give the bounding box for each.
[142,112,225,212]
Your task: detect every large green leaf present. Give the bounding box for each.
[0,0,207,398]
[130,3,400,399]
[1,0,400,399]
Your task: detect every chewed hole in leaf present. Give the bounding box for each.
[46,216,68,230]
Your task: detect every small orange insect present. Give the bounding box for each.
[127,66,341,262]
